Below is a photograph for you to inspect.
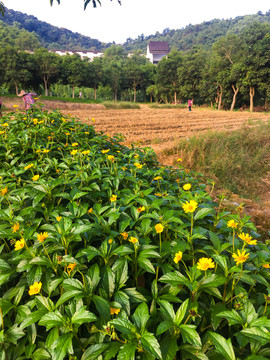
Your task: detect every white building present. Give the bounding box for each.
[146,41,170,64]
[50,49,103,61]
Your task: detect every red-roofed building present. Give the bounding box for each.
[146,41,170,64]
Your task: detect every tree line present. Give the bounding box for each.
[0,21,269,111]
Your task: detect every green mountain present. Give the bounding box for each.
[1,8,269,52]
[2,8,112,50]
[123,11,270,52]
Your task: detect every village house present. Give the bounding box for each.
[146,41,170,64]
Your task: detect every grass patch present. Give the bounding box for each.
[149,103,187,109]
[102,101,140,109]
[168,122,270,199]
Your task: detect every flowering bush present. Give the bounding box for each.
[0,108,270,359]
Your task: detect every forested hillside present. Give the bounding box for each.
[123,11,270,52]
[1,8,270,52]
[1,8,111,50]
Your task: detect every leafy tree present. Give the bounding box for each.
[85,57,104,100]
[155,49,182,104]
[125,51,147,102]
[34,48,60,96]
[240,22,270,111]
[60,54,87,98]
[178,48,206,104]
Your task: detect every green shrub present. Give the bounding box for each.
[0,106,269,359]
[102,101,140,109]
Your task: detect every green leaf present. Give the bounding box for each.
[0,259,11,271]
[32,348,51,360]
[0,299,15,317]
[241,301,258,325]
[138,258,155,274]
[175,299,189,326]
[194,207,213,221]
[92,295,111,322]
[141,331,162,359]
[132,302,149,332]
[20,310,47,329]
[209,231,221,251]
[101,266,115,298]
[124,288,147,303]
[51,333,73,360]
[199,274,226,288]
[72,224,92,235]
[211,303,227,331]
[71,308,97,325]
[208,332,236,360]
[110,318,137,336]
[103,342,122,360]
[56,289,84,308]
[81,344,109,360]
[62,278,85,292]
[32,193,46,207]
[159,271,189,286]
[160,334,178,360]
[217,309,244,326]
[180,344,208,360]
[117,342,137,360]
[39,311,65,331]
[180,324,202,347]
[76,246,101,260]
[240,327,270,345]
[250,317,270,329]
[158,300,175,322]
[156,321,173,336]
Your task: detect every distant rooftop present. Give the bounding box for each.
[148,41,170,53]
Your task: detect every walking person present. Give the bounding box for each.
[188,99,193,111]
[18,90,38,111]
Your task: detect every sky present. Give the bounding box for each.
[5,0,270,44]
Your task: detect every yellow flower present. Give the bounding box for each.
[110,307,120,315]
[14,238,25,251]
[101,149,110,154]
[108,239,113,244]
[238,233,257,245]
[85,131,89,135]
[12,223,20,233]
[263,264,270,269]
[82,150,90,155]
[29,282,42,296]
[67,262,76,275]
[120,232,129,240]
[1,123,9,127]
[110,195,117,202]
[107,155,115,162]
[134,154,139,158]
[173,251,183,264]
[36,150,41,153]
[88,208,93,214]
[137,206,145,213]
[0,131,5,134]
[0,187,8,196]
[122,167,127,171]
[227,220,238,229]
[155,193,162,197]
[177,158,182,162]
[65,132,70,136]
[37,232,49,243]
[38,120,44,124]
[42,149,50,153]
[92,118,95,123]
[232,249,249,266]
[24,163,34,170]
[154,176,162,180]
[47,136,52,140]
[72,143,78,147]
[61,118,67,122]
[197,257,215,271]
[32,175,40,181]
[155,223,164,233]
[134,162,143,169]
[183,183,191,191]
[182,200,198,213]
[56,216,62,222]
[129,237,138,244]
[13,105,18,108]
[32,119,38,125]
[70,150,78,155]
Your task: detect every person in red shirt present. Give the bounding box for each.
[18,90,37,111]
[188,99,193,111]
